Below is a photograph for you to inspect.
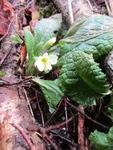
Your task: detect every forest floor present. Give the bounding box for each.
[0,0,113,150]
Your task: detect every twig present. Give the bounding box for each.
[85,0,94,14]
[46,116,73,132]
[35,90,45,127]
[78,105,85,150]
[38,127,59,150]
[27,116,74,150]
[67,0,74,24]
[0,45,12,66]
[0,76,33,86]
[27,116,73,133]
[50,129,77,147]
[0,78,22,86]
[0,21,12,41]
[64,94,68,130]
[23,87,34,117]
[44,134,59,150]
[11,123,35,150]
[45,99,63,127]
[66,101,109,129]
[105,0,113,17]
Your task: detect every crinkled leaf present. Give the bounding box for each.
[64,15,113,43]
[89,130,108,150]
[89,127,113,150]
[58,15,113,65]
[107,127,113,145]
[58,52,100,105]
[24,29,35,58]
[34,14,62,45]
[107,106,113,120]
[74,51,111,95]
[32,78,63,109]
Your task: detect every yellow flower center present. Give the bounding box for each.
[41,56,48,62]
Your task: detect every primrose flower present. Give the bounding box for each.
[35,53,58,72]
[47,37,56,46]
[42,37,56,50]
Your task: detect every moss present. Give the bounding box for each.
[0,71,5,76]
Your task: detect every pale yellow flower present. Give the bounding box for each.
[35,53,58,72]
[42,37,56,50]
[47,37,56,46]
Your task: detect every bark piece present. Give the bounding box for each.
[0,1,44,149]
[105,0,113,17]
[0,86,44,150]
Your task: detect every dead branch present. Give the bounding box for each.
[78,105,85,150]
[53,0,92,26]
[66,101,109,129]
[105,0,113,17]
[11,123,35,150]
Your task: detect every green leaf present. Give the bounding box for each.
[64,15,113,43]
[32,78,63,110]
[42,37,56,50]
[58,15,113,65]
[89,130,109,150]
[64,14,89,38]
[58,51,105,106]
[33,42,44,56]
[106,92,113,119]
[107,106,113,119]
[34,14,62,45]
[74,51,111,95]
[24,29,35,58]
[107,127,113,146]
[89,127,113,150]
[24,14,62,76]
[57,15,112,105]
[11,33,23,44]
[25,58,36,76]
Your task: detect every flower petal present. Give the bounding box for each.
[35,53,58,72]
[35,56,44,71]
[48,55,58,65]
[47,37,56,46]
[43,53,48,57]
[42,37,56,50]
[44,61,52,72]
[38,62,44,71]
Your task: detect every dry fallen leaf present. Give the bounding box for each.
[20,42,27,67]
[0,0,14,35]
